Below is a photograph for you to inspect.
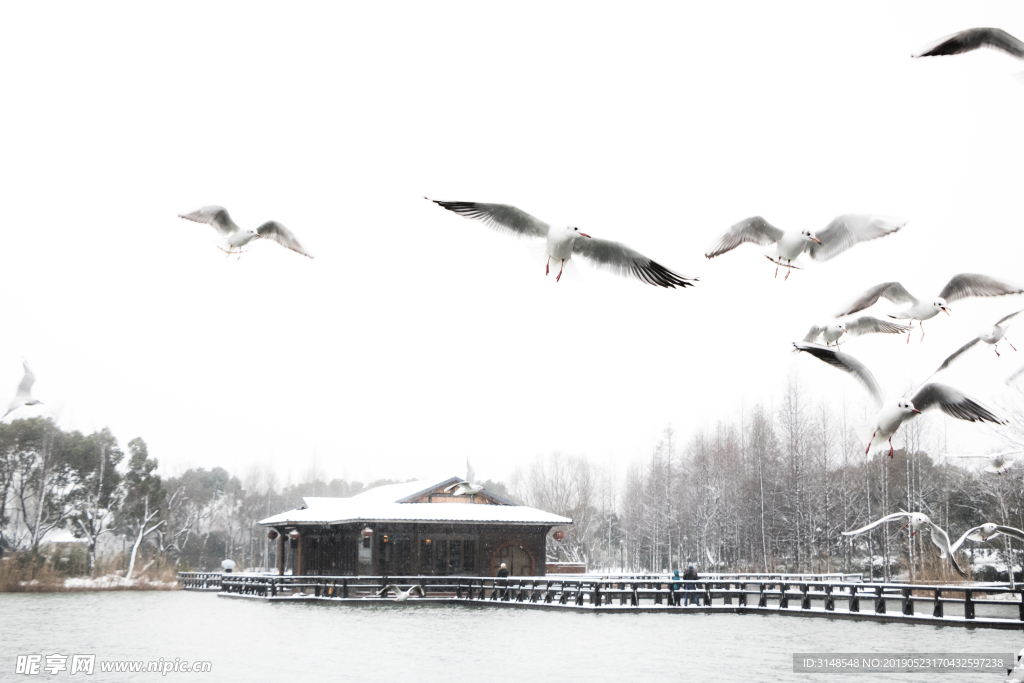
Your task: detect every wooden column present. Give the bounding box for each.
[296,531,303,577]
[277,534,285,576]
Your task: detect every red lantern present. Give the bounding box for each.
[361,527,373,539]
[288,530,301,540]
[553,530,565,541]
[267,530,279,540]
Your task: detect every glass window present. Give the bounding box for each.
[448,540,462,574]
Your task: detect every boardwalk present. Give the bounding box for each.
[178,572,1024,630]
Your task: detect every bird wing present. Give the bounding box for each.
[994,526,1024,543]
[933,338,981,374]
[842,512,911,536]
[802,325,825,343]
[910,383,1007,424]
[926,523,967,576]
[572,237,697,289]
[376,584,396,597]
[16,362,36,397]
[913,27,1024,59]
[704,216,784,259]
[835,282,918,317]
[843,316,911,337]
[937,273,1024,304]
[950,525,984,553]
[428,199,549,239]
[178,205,239,236]
[806,215,905,262]
[792,343,885,407]
[411,585,426,597]
[443,481,467,493]
[997,308,1024,326]
[255,221,313,259]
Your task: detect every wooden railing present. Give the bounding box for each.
[193,572,1024,627]
[177,571,226,591]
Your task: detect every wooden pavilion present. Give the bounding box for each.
[259,477,571,577]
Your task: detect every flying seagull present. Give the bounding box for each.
[444,480,484,496]
[914,28,1024,60]
[949,449,1023,475]
[793,342,1006,457]
[801,316,910,348]
[4,361,43,419]
[950,523,1024,553]
[427,199,696,288]
[704,214,904,279]
[842,511,966,577]
[835,274,1024,342]
[931,310,1023,378]
[178,206,313,259]
[375,584,426,602]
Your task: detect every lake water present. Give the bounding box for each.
[1,591,1021,682]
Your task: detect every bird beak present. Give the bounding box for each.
[811,237,821,244]
[579,232,592,238]
[912,408,921,414]
[942,307,951,315]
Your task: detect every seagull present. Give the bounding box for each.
[793,342,1007,457]
[950,522,1024,553]
[444,480,484,496]
[4,361,43,419]
[949,449,1022,475]
[931,310,1023,377]
[427,199,696,288]
[842,511,966,577]
[913,28,1024,60]
[704,214,905,280]
[375,584,426,602]
[178,206,313,259]
[835,274,1024,342]
[802,316,910,348]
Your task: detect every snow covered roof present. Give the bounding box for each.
[258,477,571,526]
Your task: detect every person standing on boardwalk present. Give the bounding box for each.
[496,562,509,599]
[682,564,699,606]
[672,569,682,606]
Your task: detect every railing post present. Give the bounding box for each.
[1018,588,1024,621]
[271,578,277,598]
[456,580,463,599]
[723,581,733,605]
[932,588,943,618]
[779,583,789,609]
[825,584,834,612]
[738,582,747,607]
[593,582,601,607]
[654,583,663,605]
[757,583,767,608]
[800,584,811,610]
[964,590,974,620]
[849,585,859,613]
[631,583,638,607]
[901,587,913,616]
[874,586,886,614]
[704,582,712,607]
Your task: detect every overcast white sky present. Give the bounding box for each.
[1,2,1022,485]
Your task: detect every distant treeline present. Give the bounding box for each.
[2,379,1022,581]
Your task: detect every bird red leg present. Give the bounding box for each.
[866,430,877,455]
[919,322,925,342]
[1008,337,1017,352]
[774,260,779,278]
[555,259,565,283]
[545,257,550,277]
[907,323,912,344]
[995,345,1001,357]
[888,437,894,458]
[784,260,791,281]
